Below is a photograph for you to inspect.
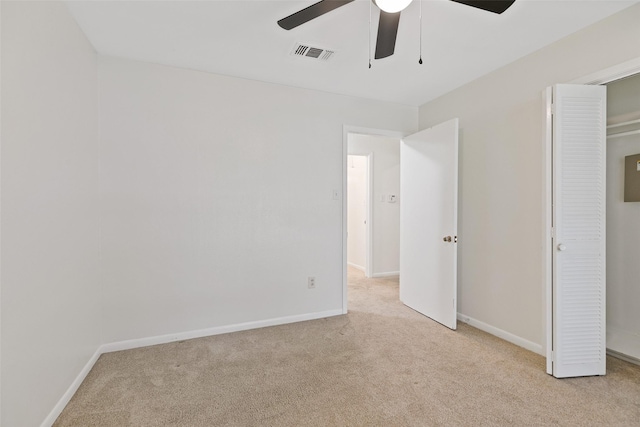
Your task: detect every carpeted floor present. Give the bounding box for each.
[54,268,640,426]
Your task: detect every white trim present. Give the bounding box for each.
[542,86,553,375]
[347,152,374,278]
[570,57,640,86]
[606,325,640,362]
[607,118,640,129]
[0,4,3,422]
[342,128,348,314]
[342,125,405,315]
[40,309,342,426]
[607,349,640,367]
[347,262,365,272]
[344,126,407,139]
[40,349,102,427]
[607,129,640,139]
[101,309,343,354]
[365,153,373,278]
[457,313,544,356]
[372,271,399,278]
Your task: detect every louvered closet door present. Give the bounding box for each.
[552,84,606,378]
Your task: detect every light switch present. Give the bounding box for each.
[380,195,386,202]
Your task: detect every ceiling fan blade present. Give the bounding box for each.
[278,0,355,30]
[449,0,516,14]
[374,11,401,59]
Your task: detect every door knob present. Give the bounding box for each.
[557,244,566,251]
[443,236,452,242]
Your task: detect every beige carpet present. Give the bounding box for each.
[54,268,640,426]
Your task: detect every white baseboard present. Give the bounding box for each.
[40,348,102,427]
[345,263,399,279]
[372,271,399,278]
[41,309,343,426]
[607,326,640,362]
[457,313,544,356]
[607,348,640,366]
[101,309,344,354]
[347,262,365,272]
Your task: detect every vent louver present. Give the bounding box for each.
[291,43,335,61]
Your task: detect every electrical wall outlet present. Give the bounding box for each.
[308,277,316,289]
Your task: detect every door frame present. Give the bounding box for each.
[342,126,405,314]
[346,153,373,278]
[542,57,640,374]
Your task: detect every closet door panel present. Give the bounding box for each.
[551,84,607,378]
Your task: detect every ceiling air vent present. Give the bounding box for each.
[291,43,335,61]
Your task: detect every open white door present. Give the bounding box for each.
[547,84,607,378]
[400,118,458,330]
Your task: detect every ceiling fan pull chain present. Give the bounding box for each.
[369,0,372,69]
[419,0,423,65]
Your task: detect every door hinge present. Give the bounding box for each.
[551,227,556,238]
[550,102,556,115]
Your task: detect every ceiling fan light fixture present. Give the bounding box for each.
[373,0,413,14]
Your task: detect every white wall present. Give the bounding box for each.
[347,155,367,271]
[348,134,401,276]
[1,2,101,426]
[606,73,640,360]
[98,56,416,344]
[418,4,640,350]
[4,2,638,424]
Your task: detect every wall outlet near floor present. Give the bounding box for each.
[308,276,316,289]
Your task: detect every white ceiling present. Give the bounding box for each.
[66,0,638,107]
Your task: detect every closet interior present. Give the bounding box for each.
[605,73,640,364]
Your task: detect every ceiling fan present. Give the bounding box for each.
[278,0,516,60]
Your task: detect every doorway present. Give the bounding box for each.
[342,122,460,330]
[342,127,403,313]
